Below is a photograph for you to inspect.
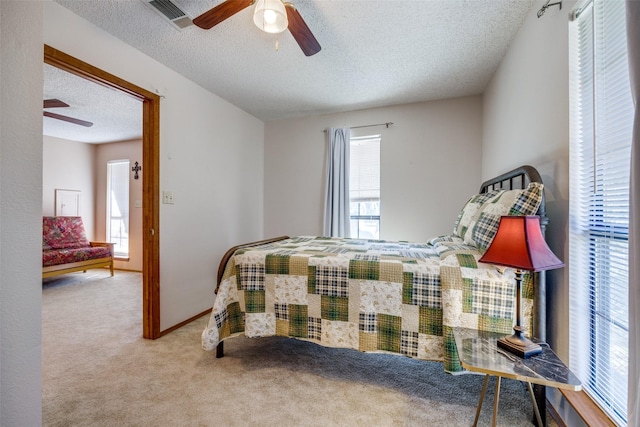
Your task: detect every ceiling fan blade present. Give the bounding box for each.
[192,0,254,30]
[43,99,70,109]
[284,3,321,57]
[43,111,93,127]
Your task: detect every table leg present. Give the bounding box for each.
[492,377,501,427]
[534,384,546,426]
[527,382,544,427]
[473,375,491,427]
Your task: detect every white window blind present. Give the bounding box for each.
[349,135,381,239]
[106,160,130,257]
[350,136,380,202]
[569,0,633,424]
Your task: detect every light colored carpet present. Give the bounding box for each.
[42,270,556,426]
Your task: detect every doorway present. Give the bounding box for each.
[44,45,161,339]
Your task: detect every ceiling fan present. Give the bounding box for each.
[43,99,93,127]
[193,0,321,57]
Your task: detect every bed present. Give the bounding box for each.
[202,165,549,377]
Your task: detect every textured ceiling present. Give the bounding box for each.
[46,0,534,143]
[44,64,142,143]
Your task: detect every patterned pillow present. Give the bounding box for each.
[466,182,544,250]
[42,216,91,249]
[452,191,500,240]
[428,235,465,246]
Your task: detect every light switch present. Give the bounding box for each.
[135,200,142,208]
[162,191,174,204]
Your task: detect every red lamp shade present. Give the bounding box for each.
[479,216,564,272]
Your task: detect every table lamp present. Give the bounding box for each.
[479,215,564,358]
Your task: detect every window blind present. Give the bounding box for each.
[569,0,633,425]
[349,135,380,203]
[107,160,130,257]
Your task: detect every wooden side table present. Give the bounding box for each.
[452,327,582,427]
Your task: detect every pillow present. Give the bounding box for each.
[452,191,500,240]
[42,216,91,250]
[466,182,544,250]
[429,235,480,260]
[428,235,465,246]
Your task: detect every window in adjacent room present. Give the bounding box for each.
[569,0,632,425]
[106,160,130,258]
[349,135,380,239]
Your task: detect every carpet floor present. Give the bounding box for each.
[42,270,556,426]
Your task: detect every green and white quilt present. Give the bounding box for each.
[202,182,543,372]
[202,235,536,373]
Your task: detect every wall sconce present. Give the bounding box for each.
[132,161,141,180]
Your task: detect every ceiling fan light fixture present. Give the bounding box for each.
[253,0,288,34]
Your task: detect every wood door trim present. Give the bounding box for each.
[44,45,161,339]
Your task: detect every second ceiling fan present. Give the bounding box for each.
[193,0,321,57]
[43,99,93,127]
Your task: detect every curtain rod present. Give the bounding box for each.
[537,0,562,18]
[323,122,393,133]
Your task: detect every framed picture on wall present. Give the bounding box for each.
[55,189,80,217]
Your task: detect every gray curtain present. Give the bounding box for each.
[323,127,351,237]
[627,1,640,425]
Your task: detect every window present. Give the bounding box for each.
[106,160,130,258]
[569,1,633,425]
[349,135,380,239]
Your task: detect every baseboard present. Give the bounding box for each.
[159,308,212,337]
[547,397,567,427]
[113,267,142,273]
[559,389,617,427]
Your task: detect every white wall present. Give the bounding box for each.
[42,135,96,239]
[264,97,483,241]
[0,1,44,425]
[482,1,582,424]
[483,0,575,360]
[95,140,143,272]
[43,2,265,330]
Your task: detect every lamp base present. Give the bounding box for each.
[497,327,542,358]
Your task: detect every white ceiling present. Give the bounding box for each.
[45,0,535,143]
[43,64,143,144]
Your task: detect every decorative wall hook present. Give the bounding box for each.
[132,161,142,180]
[538,0,562,18]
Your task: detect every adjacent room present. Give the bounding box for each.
[42,63,144,275]
[1,0,638,426]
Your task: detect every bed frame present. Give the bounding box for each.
[211,164,549,424]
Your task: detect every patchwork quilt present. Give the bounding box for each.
[202,235,535,373]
